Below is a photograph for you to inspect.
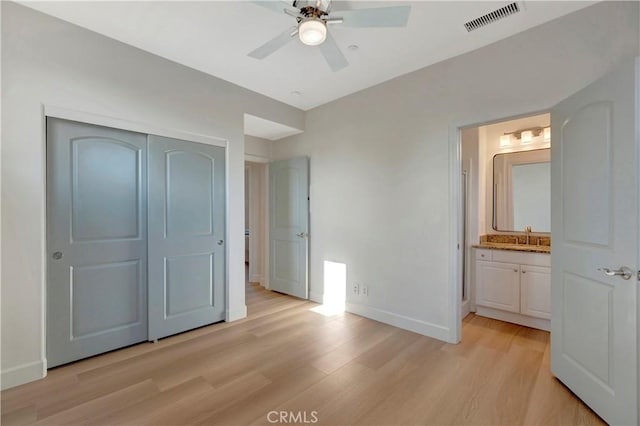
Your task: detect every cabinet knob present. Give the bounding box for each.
[513,269,518,272]
[522,270,527,274]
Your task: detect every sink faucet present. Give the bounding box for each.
[525,225,532,245]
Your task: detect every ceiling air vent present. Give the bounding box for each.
[464,2,521,32]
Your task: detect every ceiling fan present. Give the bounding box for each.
[248,0,411,72]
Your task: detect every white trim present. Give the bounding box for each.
[1,360,47,390]
[44,105,227,148]
[635,56,640,422]
[250,274,263,285]
[309,291,323,304]
[448,124,462,344]
[476,306,550,332]
[226,306,248,322]
[346,303,450,342]
[263,165,270,290]
[40,106,48,379]
[244,154,270,163]
[223,135,238,323]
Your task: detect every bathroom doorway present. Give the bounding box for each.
[458,113,552,332]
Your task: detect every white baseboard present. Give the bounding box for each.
[1,359,47,390]
[476,306,550,332]
[249,274,263,285]
[226,305,247,322]
[309,291,323,304]
[345,303,450,342]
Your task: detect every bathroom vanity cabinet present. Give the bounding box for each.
[473,247,550,331]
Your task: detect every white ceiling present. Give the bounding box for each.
[21,1,595,111]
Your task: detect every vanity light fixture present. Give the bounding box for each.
[500,126,547,146]
[499,134,512,147]
[520,130,533,144]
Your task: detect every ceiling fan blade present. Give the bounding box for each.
[333,5,411,27]
[248,27,297,60]
[319,32,348,72]
[251,1,295,15]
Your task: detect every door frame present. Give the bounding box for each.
[243,155,270,289]
[447,108,551,344]
[42,105,231,362]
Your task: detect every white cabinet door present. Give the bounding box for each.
[520,265,551,319]
[476,261,520,313]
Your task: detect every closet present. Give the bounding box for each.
[46,118,225,367]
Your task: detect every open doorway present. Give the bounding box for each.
[458,112,551,334]
[244,161,268,288]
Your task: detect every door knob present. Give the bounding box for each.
[52,251,63,260]
[217,240,224,246]
[598,266,633,280]
[296,232,307,238]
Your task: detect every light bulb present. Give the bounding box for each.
[499,134,511,147]
[521,130,533,144]
[543,127,551,142]
[299,19,327,46]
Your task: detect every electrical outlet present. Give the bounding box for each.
[353,284,359,295]
[362,286,368,296]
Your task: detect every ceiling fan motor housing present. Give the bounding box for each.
[293,0,332,17]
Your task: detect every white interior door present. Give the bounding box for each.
[551,58,638,425]
[269,157,309,299]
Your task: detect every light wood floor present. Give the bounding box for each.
[2,281,604,426]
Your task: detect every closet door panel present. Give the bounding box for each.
[47,118,148,368]
[148,135,225,340]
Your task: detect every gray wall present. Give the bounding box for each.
[272,1,639,340]
[0,2,303,388]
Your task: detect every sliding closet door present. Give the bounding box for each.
[47,118,148,368]
[148,135,226,340]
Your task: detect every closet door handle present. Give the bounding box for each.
[217,240,224,246]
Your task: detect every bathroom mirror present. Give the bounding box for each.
[493,148,550,232]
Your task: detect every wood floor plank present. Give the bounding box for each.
[196,365,327,426]
[140,371,273,425]
[34,380,159,425]
[87,377,214,426]
[0,405,38,426]
[0,279,605,426]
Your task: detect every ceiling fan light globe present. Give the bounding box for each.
[299,19,327,46]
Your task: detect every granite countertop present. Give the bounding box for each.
[473,242,551,254]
